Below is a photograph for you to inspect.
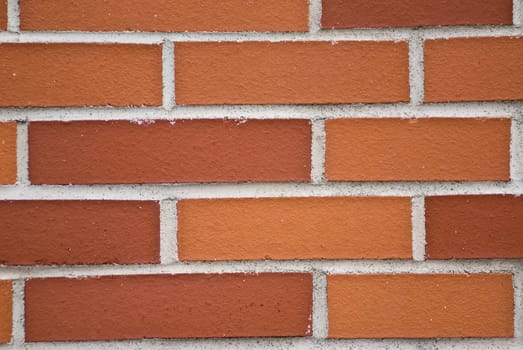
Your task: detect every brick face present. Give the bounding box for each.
[322,0,513,29]
[425,37,523,102]
[0,281,11,344]
[25,274,313,341]
[20,0,309,32]
[175,41,410,105]
[0,44,162,107]
[178,197,412,261]
[0,201,160,265]
[0,0,6,30]
[0,1,521,347]
[426,195,523,259]
[28,120,311,184]
[328,274,514,338]
[325,118,510,181]
[0,122,17,184]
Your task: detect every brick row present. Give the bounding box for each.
[21,273,514,341]
[0,195,521,266]
[0,39,521,106]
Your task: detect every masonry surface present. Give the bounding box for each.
[0,1,523,349]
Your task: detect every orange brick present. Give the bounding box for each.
[0,44,162,107]
[426,195,523,259]
[29,120,311,184]
[322,0,512,28]
[0,201,160,265]
[25,274,312,341]
[175,41,409,105]
[178,197,412,261]
[0,123,16,184]
[0,281,12,344]
[20,0,308,32]
[328,274,514,338]
[325,118,510,181]
[425,37,523,102]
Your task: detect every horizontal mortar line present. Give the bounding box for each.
[0,26,521,43]
[0,260,521,280]
[0,182,522,200]
[1,102,523,121]
[0,338,523,350]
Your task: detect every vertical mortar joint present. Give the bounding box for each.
[7,0,20,33]
[160,199,178,264]
[162,40,175,110]
[409,33,425,106]
[311,118,326,184]
[312,270,328,339]
[309,0,322,33]
[411,196,426,262]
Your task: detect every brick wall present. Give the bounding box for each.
[0,1,522,349]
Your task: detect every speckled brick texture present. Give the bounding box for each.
[0,1,522,349]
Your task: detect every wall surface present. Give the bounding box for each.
[0,0,523,349]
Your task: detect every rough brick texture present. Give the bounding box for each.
[20,0,309,32]
[325,118,510,181]
[328,274,514,338]
[425,37,523,102]
[29,120,311,184]
[178,197,412,261]
[0,1,522,348]
[0,44,162,107]
[426,195,523,259]
[175,41,409,105]
[0,201,160,265]
[25,274,312,341]
[322,0,513,28]
[0,123,16,184]
[0,281,11,344]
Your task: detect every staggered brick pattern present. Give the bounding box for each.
[0,1,522,349]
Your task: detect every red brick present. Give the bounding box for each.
[25,274,312,341]
[0,201,160,265]
[425,37,523,102]
[322,0,513,29]
[0,281,11,344]
[328,274,514,338]
[0,122,16,184]
[0,44,162,107]
[325,118,510,181]
[20,0,309,32]
[178,197,412,261]
[175,41,409,105]
[0,0,6,30]
[426,195,523,259]
[29,120,311,184]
